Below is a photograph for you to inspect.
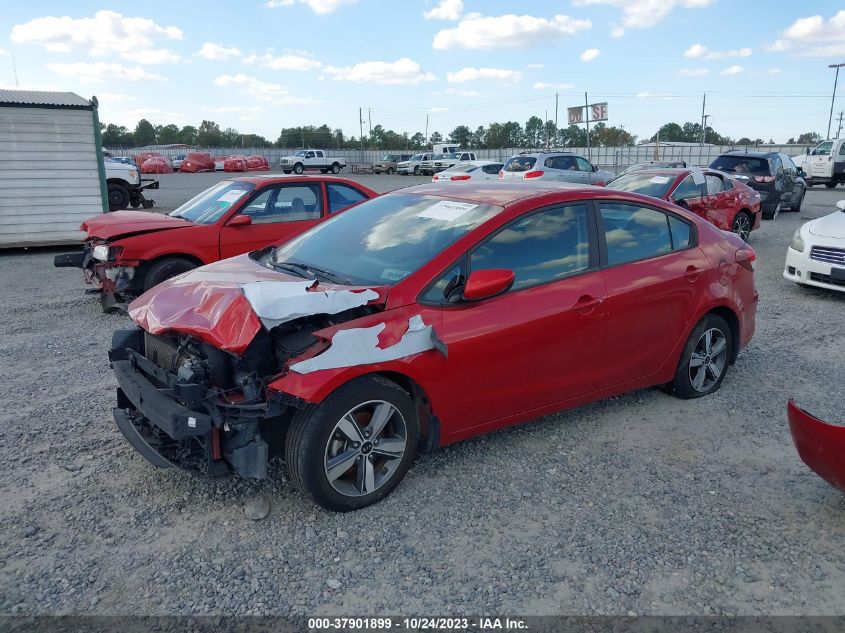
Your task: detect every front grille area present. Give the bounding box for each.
[144,332,180,370]
[810,245,845,265]
[810,272,845,287]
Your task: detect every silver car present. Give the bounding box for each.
[397,153,432,175]
[500,152,613,186]
[432,160,504,182]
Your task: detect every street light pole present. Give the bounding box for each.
[827,63,845,140]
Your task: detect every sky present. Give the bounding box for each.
[2,0,845,144]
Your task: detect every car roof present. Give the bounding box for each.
[617,167,690,177]
[719,150,774,158]
[394,181,604,207]
[441,160,502,169]
[514,151,577,157]
[230,174,357,185]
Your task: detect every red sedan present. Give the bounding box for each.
[55,175,376,311]
[111,182,758,511]
[607,167,762,242]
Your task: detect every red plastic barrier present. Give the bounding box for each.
[224,155,248,172]
[179,152,216,173]
[247,155,270,171]
[139,156,174,174]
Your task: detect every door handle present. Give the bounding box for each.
[573,294,603,314]
[684,265,702,282]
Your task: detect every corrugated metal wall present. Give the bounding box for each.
[0,106,102,247]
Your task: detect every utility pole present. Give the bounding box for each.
[699,92,707,146]
[554,92,559,147]
[359,107,364,158]
[11,54,19,88]
[702,114,711,145]
[424,114,429,145]
[828,64,845,139]
[584,91,591,161]
[837,111,844,139]
[368,107,372,138]
[544,109,549,151]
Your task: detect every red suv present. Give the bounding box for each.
[55,176,376,311]
[111,182,758,511]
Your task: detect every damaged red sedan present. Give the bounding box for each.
[54,175,376,311]
[110,182,758,511]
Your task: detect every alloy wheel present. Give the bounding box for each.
[324,400,407,497]
[688,328,728,393]
[732,213,751,242]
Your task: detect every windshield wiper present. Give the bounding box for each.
[272,261,354,285]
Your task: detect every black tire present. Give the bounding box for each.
[282,170,292,174]
[761,202,779,220]
[413,165,420,175]
[293,163,304,175]
[331,163,341,174]
[320,168,328,174]
[791,188,804,212]
[107,183,130,211]
[285,375,419,511]
[668,314,733,399]
[142,257,197,292]
[731,211,752,242]
[825,182,837,189]
[386,167,395,175]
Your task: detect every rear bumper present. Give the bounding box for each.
[787,400,845,492]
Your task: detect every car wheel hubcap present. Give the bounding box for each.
[733,215,750,241]
[689,328,728,393]
[324,400,407,497]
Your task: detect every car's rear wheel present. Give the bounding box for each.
[668,314,733,399]
[731,211,752,242]
[762,202,780,220]
[142,257,197,291]
[285,376,418,511]
[331,163,341,174]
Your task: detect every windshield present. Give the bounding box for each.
[271,194,501,285]
[444,152,460,159]
[410,154,423,161]
[606,172,677,198]
[294,150,307,157]
[503,156,537,172]
[811,141,833,156]
[169,180,255,224]
[709,155,769,174]
[381,155,395,161]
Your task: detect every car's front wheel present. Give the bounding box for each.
[107,183,130,211]
[142,257,197,291]
[285,376,418,511]
[668,314,733,399]
[293,163,304,174]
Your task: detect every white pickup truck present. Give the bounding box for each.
[104,159,158,211]
[279,149,346,174]
[796,139,845,189]
[432,151,477,174]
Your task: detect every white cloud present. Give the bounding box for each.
[573,0,713,32]
[532,82,575,90]
[444,88,483,96]
[213,73,322,104]
[683,43,752,59]
[196,42,242,61]
[580,48,600,62]
[244,53,322,71]
[677,67,709,77]
[769,11,845,57]
[48,62,164,83]
[139,49,182,64]
[324,58,435,85]
[0,48,9,57]
[720,64,745,76]
[11,11,182,60]
[425,0,463,20]
[447,67,522,83]
[265,0,356,14]
[433,13,591,50]
[429,107,449,112]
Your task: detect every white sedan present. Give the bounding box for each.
[431,160,504,182]
[784,199,845,292]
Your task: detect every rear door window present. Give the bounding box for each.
[672,175,704,200]
[599,203,673,266]
[327,183,368,214]
[705,174,724,195]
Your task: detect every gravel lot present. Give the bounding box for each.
[1,174,844,617]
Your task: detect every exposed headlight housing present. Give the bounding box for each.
[128,170,139,183]
[790,229,805,253]
[92,244,111,261]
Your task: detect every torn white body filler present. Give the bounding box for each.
[290,315,447,374]
[242,280,379,329]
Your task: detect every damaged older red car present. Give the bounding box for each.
[788,400,845,492]
[606,167,762,242]
[109,182,758,511]
[54,175,376,311]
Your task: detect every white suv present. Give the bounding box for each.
[398,153,432,175]
[500,152,613,186]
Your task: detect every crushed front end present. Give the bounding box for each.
[55,240,139,311]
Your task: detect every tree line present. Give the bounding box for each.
[100,117,823,150]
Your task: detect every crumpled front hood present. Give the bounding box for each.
[81,210,194,240]
[128,254,387,355]
[808,210,845,239]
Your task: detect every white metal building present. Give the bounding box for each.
[0,90,107,248]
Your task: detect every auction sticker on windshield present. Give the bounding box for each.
[418,200,478,221]
[649,176,671,184]
[219,189,247,204]
[381,268,411,281]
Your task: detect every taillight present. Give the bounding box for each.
[432,175,439,182]
[450,174,471,181]
[524,170,545,179]
[736,247,757,272]
[498,170,504,179]
[594,180,606,186]
[752,175,775,183]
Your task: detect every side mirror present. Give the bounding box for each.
[463,269,515,301]
[228,214,252,227]
[836,200,845,211]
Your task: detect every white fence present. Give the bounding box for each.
[112,144,815,174]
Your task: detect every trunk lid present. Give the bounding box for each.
[82,210,193,240]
